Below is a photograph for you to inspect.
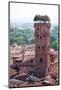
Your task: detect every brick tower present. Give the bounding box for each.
[34,15,51,78]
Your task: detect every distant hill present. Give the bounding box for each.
[10,22,34,30]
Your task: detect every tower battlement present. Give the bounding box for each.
[34,15,51,28]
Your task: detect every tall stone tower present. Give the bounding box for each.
[34,15,51,78]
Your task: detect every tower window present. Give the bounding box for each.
[37,46,40,49]
[37,27,39,30]
[40,36,42,39]
[31,59,33,63]
[40,58,42,62]
[42,46,45,49]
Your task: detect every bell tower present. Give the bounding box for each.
[34,15,51,77]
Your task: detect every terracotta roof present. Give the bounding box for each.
[10,45,57,56]
[50,49,58,55]
[10,45,58,64]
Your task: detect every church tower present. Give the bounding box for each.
[34,15,51,77]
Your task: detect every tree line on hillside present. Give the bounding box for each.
[10,24,59,50]
[10,27,35,45]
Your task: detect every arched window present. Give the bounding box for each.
[40,58,42,62]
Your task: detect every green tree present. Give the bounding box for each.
[51,25,58,50]
[17,36,24,45]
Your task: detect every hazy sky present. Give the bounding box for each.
[10,3,58,25]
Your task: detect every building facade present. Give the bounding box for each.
[10,15,53,79]
[34,15,51,77]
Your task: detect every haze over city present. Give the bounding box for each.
[10,3,58,26]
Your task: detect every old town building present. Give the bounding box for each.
[9,15,58,83]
